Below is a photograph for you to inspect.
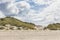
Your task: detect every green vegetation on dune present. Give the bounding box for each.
[45,23,60,30]
[0,17,35,30]
[1,17,60,30]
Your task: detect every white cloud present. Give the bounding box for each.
[12,0,58,26]
[0,11,5,18]
[16,1,31,9]
[7,1,31,15]
[41,0,60,20]
[0,0,15,4]
[33,0,60,26]
[7,1,31,9]
[13,16,24,21]
[18,0,60,26]
[33,0,55,5]
[7,6,19,14]
[1,0,60,26]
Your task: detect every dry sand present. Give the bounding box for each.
[0,30,60,40]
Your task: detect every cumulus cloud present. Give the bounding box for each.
[32,0,60,26]
[11,0,60,26]
[0,0,60,26]
[16,1,31,9]
[0,0,18,16]
[0,0,15,4]
[33,0,55,5]
[7,5,19,14]
[7,1,31,14]
[17,0,60,26]
[0,11,5,18]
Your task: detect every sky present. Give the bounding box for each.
[0,0,60,26]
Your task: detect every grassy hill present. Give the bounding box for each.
[44,23,60,30]
[0,17,36,30]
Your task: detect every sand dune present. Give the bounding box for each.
[0,30,60,40]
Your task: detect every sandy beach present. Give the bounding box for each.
[0,30,60,40]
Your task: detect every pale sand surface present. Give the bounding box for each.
[0,30,60,40]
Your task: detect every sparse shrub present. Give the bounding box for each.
[17,27,21,30]
[0,17,35,30]
[0,27,4,30]
[46,23,60,30]
[9,27,14,30]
